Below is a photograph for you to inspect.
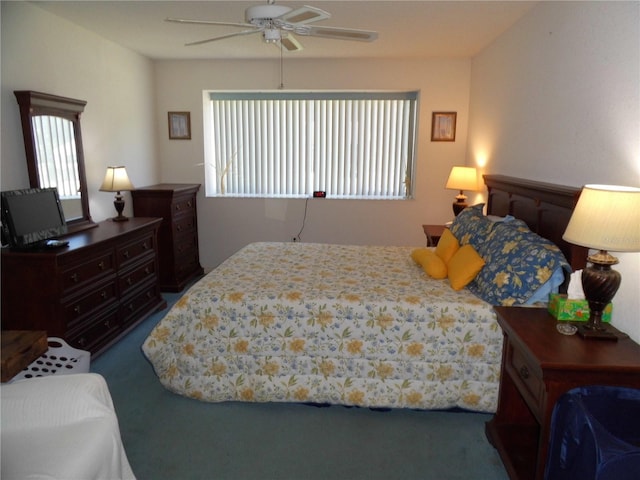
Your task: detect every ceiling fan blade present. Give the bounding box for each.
[185,29,262,47]
[303,25,378,42]
[277,34,303,52]
[166,17,254,29]
[276,6,330,26]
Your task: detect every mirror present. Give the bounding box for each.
[15,90,95,233]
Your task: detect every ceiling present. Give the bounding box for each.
[32,1,537,60]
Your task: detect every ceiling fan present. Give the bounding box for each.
[166,0,378,52]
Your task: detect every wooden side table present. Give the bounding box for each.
[422,224,446,247]
[486,307,640,480]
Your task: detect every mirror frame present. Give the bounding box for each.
[14,90,96,233]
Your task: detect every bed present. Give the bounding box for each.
[142,175,587,413]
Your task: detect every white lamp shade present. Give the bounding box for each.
[563,184,640,252]
[99,166,134,192]
[446,166,478,191]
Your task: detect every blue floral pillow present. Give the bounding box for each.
[449,204,495,250]
[467,221,571,306]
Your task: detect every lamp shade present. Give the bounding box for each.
[99,166,134,192]
[563,184,640,252]
[446,166,478,191]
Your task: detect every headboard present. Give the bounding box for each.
[483,174,588,271]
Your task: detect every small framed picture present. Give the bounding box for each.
[431,112,457,142]
[168,112,191,140]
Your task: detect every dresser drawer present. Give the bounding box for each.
[506,341,544,418]
[64,280,118,327]
[174,231,198,256]
[117,232,155,269]
[120,281,161,328]
[119,258,158,298]
[67,308,120,352]
[61,251,116,295]
[171,196,196,219]
[175,249,201,281]
[172,213,196,236]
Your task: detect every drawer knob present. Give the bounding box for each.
[104,320,111,328]
[101,291,107,299]
[142,242,149,250]
[74,305,81,314]
[126,277,133,286]
[71,273,79,283]
[98,260,105,270]
[77,337,86,346]
[123,250,130,259]
[519,365,530,380]
[187,201,192,207]
[144,267,150,275]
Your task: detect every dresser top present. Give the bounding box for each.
[1,217,162,257]
[132,183,201,193]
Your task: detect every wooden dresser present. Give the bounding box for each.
[131,184,203,292]
[1,218,167,356]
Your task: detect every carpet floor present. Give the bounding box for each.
[91,289,509,480]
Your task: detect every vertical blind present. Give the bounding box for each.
[204,91,418,199]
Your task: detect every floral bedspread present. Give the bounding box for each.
[143,242,503,412]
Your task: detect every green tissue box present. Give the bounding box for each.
[548,293,612,322]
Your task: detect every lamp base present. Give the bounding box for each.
[452,192,468,216]
[579,252,621,341]
[111,193,129,222]
[577,324,618,341]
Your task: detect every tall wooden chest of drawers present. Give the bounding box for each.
[131,184,204,292]
[1,218,166,356]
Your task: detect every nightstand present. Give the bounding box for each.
[422,224,446,247]
[486,307,640,480]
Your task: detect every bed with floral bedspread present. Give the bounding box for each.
[142,176,582,414]
[143,241,504,413]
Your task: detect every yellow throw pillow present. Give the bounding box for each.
[435,228,460,264]
[411,248,430,265]
[447,244,485,291]
[410,248,448,279]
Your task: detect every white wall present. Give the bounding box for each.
[468,1,640,341]
[1,2,159,221]
[154,57,472,267]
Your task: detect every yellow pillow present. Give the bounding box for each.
[435,228,460,264]
[447,244,485,291]
[410,248,448,279]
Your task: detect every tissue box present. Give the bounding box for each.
[548,294,612,322]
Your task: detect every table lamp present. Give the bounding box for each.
[445,166,478,216]
[562,184,640,340]
[100,166,134,222]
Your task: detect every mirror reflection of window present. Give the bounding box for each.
[31,116,81,200]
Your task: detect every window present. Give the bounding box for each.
[204,91,418,199]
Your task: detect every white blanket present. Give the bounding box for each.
[1,373,135,480]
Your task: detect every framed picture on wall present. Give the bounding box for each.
[168,112,191,140]
[431,112,457,142]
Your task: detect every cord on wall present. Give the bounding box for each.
[292,197,309,242]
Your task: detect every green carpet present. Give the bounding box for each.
[92,290,509,480]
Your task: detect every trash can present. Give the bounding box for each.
[545,385,640,480]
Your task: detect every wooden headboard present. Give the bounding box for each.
[483,175,588,271]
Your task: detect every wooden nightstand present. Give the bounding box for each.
[486,307,640,480]
[422,224,446,247]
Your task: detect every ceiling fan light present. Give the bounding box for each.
[263,28,281,43]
